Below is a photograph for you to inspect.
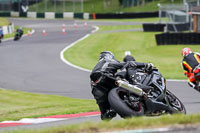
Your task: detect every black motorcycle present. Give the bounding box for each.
[105,67,186,118]
[14,29,23,41]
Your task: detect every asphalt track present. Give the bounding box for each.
[0,18,200,132]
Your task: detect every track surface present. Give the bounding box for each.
[0,18,200,132]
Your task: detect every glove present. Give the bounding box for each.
[128,61,137,67]
[145,63,154,72]
[122,61,137,70]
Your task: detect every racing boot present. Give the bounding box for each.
[101,109,117,120]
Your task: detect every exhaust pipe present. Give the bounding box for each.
[116,80,145,96]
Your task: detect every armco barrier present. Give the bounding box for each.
[0,12,11,17]
[45,12,55,19]
[11,12,19,17]
[0,11,88,19]
[155,33,200,45]
[94,12,158,19]
[37,13,45,18]
[27,12,37,18]
[0,11,158,19]
[74,13,83,19]
[55,13,63,18]
[20,12,27,17]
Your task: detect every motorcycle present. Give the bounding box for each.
[14,29,23,41]
[104,67,186,118]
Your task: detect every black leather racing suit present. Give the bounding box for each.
[90,58,125,117]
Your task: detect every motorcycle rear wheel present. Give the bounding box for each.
[108,87,144,118]
[166,90,186,114]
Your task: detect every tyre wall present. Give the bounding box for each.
[155,33,200,45]
[143,23,190,32]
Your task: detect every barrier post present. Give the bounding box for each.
[92,12,96,20]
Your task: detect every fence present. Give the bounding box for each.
[157,2,194,32]
[0,0,154,13]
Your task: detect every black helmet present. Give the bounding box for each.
[99,51,115,61]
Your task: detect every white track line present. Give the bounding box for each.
[60,25,99,72]
[103,127,170,133]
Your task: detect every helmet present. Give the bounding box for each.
[99,51,115,61]
[123,55,136,62]
[181,48,192,57]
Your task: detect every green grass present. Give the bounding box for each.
[0,17,10,26]
[64,24,200,79]
[0,88,98,122]
[4,113,200,133]
[98,25,142,31]
[122,0,183,12]
[29,0,183,13]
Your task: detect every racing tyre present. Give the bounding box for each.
[14,35,20,41]
[166,90,186,114]
[108,87,144,118]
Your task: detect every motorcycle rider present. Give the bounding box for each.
[90,51,154,120]
[15,27,23,37]
[181,48,200,92]
[122,52,154,89]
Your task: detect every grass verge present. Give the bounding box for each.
[5,113,200,133]
[0,88,98,122]
[0,17,10,26]
[98,25,142,31]
[63,23,200,79]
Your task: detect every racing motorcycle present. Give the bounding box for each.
[14,29,23,41]
[105,67,186,118]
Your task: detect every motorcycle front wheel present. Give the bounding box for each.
[14,36,18,41]
[108,87,144,118]
[166,90,186,114]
